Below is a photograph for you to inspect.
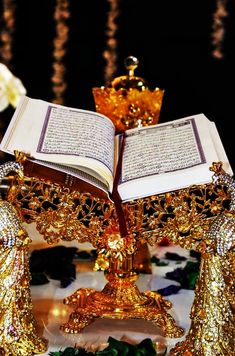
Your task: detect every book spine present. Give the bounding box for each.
[110,135,128,237]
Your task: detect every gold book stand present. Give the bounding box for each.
[5,156,235,355]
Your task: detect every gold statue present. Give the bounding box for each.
[170,163,235,355]
[0,161,47,355]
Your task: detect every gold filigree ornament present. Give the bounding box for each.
[7,153,233,349]
[93,222,135,271]
[93,56,164,134]
[170,163,235,356]
[61,220,184,338]
[98,221,136,263]
[0,161,47,355]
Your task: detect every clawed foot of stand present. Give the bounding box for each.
[60,286,184,338]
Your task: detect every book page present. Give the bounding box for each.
[121,118,204,183]
[37,105,114,174]
[0,96,115,190]
[209,121,233,176]
[34,160,109,193]
[118,113,232,202]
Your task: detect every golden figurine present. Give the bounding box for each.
[0,161,47,356]
[170,163,235,355]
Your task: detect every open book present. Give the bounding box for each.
[0,95,233,202]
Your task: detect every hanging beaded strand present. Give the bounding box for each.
[0,0,16,68]
[211,0,228,59]
[103,0,120,85]
[51,0,70,104]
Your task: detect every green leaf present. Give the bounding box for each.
[48,338,158,356]
[49,347,85,356]
[151,256,169,266]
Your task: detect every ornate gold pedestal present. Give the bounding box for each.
[5,165,184,339]
[4,159,234,355]
[61,257,183,338]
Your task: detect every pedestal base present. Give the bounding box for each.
[61,271,184,338]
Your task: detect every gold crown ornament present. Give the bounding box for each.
[92,56,165,133]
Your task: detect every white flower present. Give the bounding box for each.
[0,63,26,112]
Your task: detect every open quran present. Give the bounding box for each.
[0,95,232,202]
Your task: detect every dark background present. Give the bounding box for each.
[1,0,235,169]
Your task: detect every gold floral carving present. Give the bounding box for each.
[4,159,235,353]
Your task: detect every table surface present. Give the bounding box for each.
[25,223,195,355]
